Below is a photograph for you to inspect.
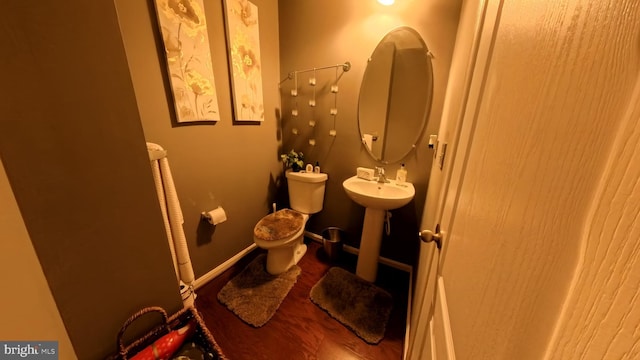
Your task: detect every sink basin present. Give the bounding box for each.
[342,176,415,210]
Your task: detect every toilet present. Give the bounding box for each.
[253,171,328,274]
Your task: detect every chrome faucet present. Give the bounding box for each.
[375,166,390,183]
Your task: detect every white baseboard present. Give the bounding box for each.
[403,266,414,360]
[194,231,414,287]
[304,230,413,273]
[193,243,257,290]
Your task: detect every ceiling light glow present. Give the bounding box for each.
[378,0,394,5]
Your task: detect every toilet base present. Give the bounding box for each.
[265,239,307,275]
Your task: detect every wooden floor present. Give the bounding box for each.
[196,239,410,360]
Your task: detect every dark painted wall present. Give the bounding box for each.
[0,1,182,358]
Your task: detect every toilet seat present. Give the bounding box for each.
[253,208,309,274]
[254,209,305,246]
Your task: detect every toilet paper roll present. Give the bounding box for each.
[202,207,227,225]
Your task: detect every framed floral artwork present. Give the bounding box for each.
[153,0,221,122]
[223,0,265,121]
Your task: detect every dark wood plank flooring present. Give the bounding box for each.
[196,239,409,360]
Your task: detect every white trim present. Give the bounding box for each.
[408,245,438,359]
[303,230,326,243]
[193,243,258,289]
[304,230,413,273]
[437,276,456,359]
[430,316,437,360]
[403,268,414,360]
[194,230,413,290]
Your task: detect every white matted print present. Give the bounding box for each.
[154,0,220,122]
[224,0,265,121]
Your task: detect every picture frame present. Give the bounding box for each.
[153,0,221,122]
[223,0,265,122]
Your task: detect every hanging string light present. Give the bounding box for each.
[329,66,339,137]
[291,72,299,135]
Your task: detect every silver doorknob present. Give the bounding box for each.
[419,224,442,249]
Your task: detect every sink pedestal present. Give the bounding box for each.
[342,175,415,283]
[356,208,386,282]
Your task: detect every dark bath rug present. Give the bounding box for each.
[217,254,301,327]
[310,267,393,344]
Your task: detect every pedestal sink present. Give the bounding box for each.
[342,175,415,281]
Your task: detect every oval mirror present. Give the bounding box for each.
[358,27,433,164]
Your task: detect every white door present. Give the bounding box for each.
[406,1,502,358]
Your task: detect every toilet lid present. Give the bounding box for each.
[254,209,304,242]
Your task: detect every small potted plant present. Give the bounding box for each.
[280,149,304,172]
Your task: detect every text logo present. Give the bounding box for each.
[1,342,58,359]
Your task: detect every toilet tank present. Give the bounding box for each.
[286,171,328,214]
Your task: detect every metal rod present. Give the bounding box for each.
[281,61,351,83]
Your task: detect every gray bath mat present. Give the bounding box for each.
[310,267,393,344]
[217,254,300,327]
